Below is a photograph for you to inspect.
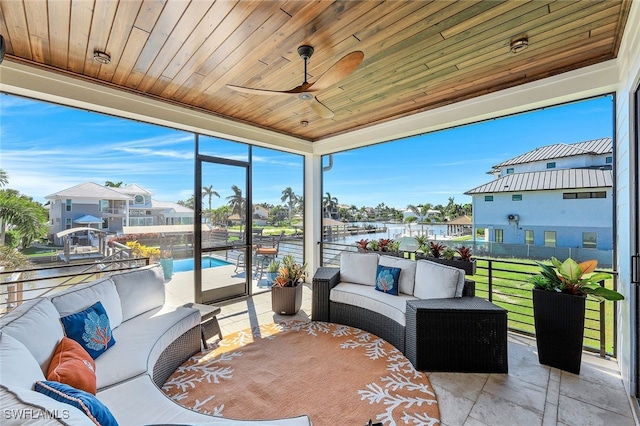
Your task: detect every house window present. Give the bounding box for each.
[563,191,606,199]
[525,230,534,245]
[544,231,556,247]
[583,232,597,249]
[546,162,556,169]
[506,168,514,174]
[100,200,109,212]
[484,195,494,202]
[65,199,72,212]
[495,229,503,243]
[134,195,144,204]
[102,218,109,229]
[65,218,72,230]
[512,194,522,201]
[606,156,612,164]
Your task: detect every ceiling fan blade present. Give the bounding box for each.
[226,83,309,96]
[309,51,364,92]
[310,96,334,119]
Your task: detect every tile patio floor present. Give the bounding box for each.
[164,277,639,426]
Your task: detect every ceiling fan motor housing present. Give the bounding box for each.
[297,45,314,60]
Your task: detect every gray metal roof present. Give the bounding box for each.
[492,138,612,169]
[465,168,613,195]
[45,182,133,200]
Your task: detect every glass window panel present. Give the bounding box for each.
[544,231,556,247]
[485,195,494,202]
[198,135,249,162]
[495,229,503,243]
[583,232,597,249]
[525,230,534,245]
[512,194,522,201]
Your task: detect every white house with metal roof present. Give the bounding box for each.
[465,138,613,252]
[46,182,193,245]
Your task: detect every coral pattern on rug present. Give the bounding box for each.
[161,321,439,426]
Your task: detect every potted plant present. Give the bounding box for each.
[271,255,307,315]
[356,239,369,253]
[527,257,623,374]
[265,260,280,286]
[418,243,476,275]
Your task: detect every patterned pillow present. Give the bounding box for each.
[47,337,97,394]
[60,301,115,359]
[34,380,118,426]
[375,265,401,295]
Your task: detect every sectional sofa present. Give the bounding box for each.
[0,264,311,426]
[312,252,476,352]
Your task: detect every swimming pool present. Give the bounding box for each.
[172,256,232,273]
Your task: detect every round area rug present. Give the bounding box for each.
[161,321,440,426]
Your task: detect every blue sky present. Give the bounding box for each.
[1,93,613,209]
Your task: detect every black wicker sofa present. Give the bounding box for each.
[312,252,508,373]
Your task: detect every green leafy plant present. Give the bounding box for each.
[527,257,623,302]
[125,241,160,262]
[442,247,456,260]
[272,255,307,287]
[368,239,379,251]
[388,241,401,253]
[266,260,280,273]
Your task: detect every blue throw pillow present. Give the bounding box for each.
[375,265,401,295]
[34,380,118,425]
[60,301,115,359]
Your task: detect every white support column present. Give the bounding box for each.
[304,152,323,280]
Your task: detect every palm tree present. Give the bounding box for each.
[281,187,297,225]
[0,170,8,187]
[323,192,338,218]
[0,189,47,247]
[202,185,220,224]
[226,185,245,231]
[407,204,432,236]
[104,181,123,187]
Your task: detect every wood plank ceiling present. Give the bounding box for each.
[0,0,632,142]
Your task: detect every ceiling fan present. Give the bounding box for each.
[227,45,364,119]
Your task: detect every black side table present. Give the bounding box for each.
[406,297,508,373]
[184,302,223,348]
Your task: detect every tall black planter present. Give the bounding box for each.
[532,289,586,374]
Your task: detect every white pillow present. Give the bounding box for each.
[112,264,166,321]
[379,255,417,295]
[0,332,46,389]
[414,260,465,299]
[0,298,64,371]
[49,277,123,329]
[340,252,379,286]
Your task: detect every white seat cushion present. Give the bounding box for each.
[378,255,417,295]
[112,264,166,322]
[95,305,200,390]
[413,260,465,299]
[0,298,64,371]
[0,332,45,389]
[98,375,312,425]
[339,252,379,286]
[49,277,124,329]
[330,282,417,327]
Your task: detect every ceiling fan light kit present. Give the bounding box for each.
[510,37,529,54]
[227,45,364,119]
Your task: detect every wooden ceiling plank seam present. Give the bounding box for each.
[131,0,194,91]
[97,0,144,81]
[612,0,633,55]
[134,0,166,33]
[1,0,32,59]
[153,0,222,81]
[47,0,71,69]
[111,26,151,86]
[440,0,519,40]
[154,0,259,98]
[82,0,119,78]
[67,0,95,74]
[179,8,289,106]
[23,0,49,40]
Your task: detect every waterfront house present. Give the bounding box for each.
[465,138,613,251]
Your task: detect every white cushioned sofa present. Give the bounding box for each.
[0,264,311,426]
[312,252,475,352]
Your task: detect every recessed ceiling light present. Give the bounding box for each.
[93,50,111,64]
[510,37,529,54]
[300,120,309,127]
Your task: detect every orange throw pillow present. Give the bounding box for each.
[47,337,97,394]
